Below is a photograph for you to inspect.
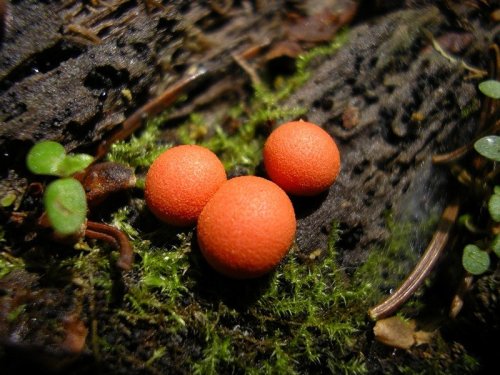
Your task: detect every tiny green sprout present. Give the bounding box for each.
[492,235,500,258]
[58,154,95,177]
[462,244,490,275]
[478,80,500,99]
[474,136,500,162]
[26,141,66,176]
[488,186,500,222]
[460,187,500,276]
[26,140,94,177]
[26,140,94,236]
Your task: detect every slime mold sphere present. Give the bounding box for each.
[197,176,296,279]
[263,120,341,196]
[145,145,226,226]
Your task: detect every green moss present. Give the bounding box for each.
[0,251,25,279]
[267,29,349,100]
[460,98,481,119]
[107,113,172,188]
[105,202,369,373]
[145,346,167,366]
[65,247,114,294]
[176,31,349,173]
[110,207,192,328]
[247,222,369,373]
[193,328,234,375]
[6,303,26,322]
[354,212,439,308]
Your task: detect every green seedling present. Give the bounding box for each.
[462,244,491,275]
[460,181,500,277]
[460,81,500,275]
[478,79,500,99]
[44,178,87,236]
[474,136,500,162]
[26,140,94,236]
[27,141,93,177]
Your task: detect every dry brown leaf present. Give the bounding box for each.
[374,316,416,349]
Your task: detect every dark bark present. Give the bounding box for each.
[0,0,295,157]
[288,5,493,269]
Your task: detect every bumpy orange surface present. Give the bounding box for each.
[145,145,226,226]
[197,176,296,279]
[263,120,341,196]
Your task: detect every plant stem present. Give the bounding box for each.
[86,221,134,271]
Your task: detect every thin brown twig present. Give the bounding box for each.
[432,120,500,164]
[95,66,209,160]
[65,24,102,44]
[449,274,474,319]
[232,52,262,87]
[368,201,460,321]
[423,29,487,79]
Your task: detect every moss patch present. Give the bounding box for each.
[355,212,440,310]
[0,251,25,279]
[109,209,371,373]
[177,31,350,173]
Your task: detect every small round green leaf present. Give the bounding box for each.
[478,80,500,99]
[44,178,87,236]
[474,136,500,162]
[489,192,500,222]
[26,141,66,176]
[491,235,500,258]
[462,244,490,275]
[58,154,94,177]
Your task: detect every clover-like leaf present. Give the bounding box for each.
[462,244,490,275]
[26,141,66,176]
[489,190,500,222]
[474,136,500,162]
[44,178,87,236]
[478,80,500,99]
[492,235,500,258]
[58,154,94,177]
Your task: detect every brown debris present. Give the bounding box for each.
[490,9,500,22]
[423,32,474,54]
[265,40,303,62]
[374,316,435,350]
[62,314,88,354]
[286,1,358,43]
[76,162,136,207]
[342,104,360,129]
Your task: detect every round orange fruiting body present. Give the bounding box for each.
[145,145,226,226]
[197,176,296,279]
[263,120,341,196]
